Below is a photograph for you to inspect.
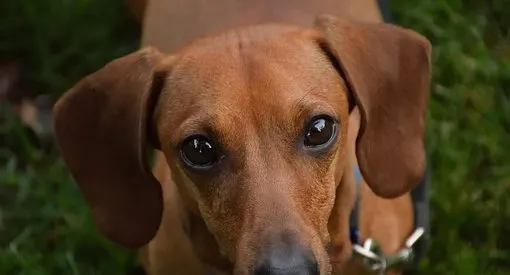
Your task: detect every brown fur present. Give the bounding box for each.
[53,1,431,274]
[141,0,383,54]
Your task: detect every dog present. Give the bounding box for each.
[52,0,431,274]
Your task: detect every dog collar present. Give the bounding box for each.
[349,166,363,245]
[348,164,430,271]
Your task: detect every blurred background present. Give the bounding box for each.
[0,0,509,274]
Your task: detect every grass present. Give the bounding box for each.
[0,1,140,274]
[389,1,510,274]
[1,0,509,274]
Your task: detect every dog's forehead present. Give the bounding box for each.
[167,24,339,95]
[158,25,347,144]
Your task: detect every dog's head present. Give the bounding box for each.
[53,15,431,274]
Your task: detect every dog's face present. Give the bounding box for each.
[53,15,431,275]
[155,26,350,273]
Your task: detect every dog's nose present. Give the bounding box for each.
[253,237,319,275]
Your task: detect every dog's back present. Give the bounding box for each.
[141,0,383,53]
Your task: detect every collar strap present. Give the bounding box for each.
[349,166,363,245]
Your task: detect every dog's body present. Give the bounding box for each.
[53,1,431,274]
[140,0,384,53]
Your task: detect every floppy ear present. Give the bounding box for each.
[315,15,432,198]
[53,47,165,248]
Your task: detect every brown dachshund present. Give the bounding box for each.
[53,1,431,274]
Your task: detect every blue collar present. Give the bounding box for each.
[349,166,363,245]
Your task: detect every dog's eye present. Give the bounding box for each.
[304,116,337,147]
[180,135,221,168]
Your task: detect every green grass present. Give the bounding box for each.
[1,0,509,274]
[0,1,140,274]
[389,1,510,274]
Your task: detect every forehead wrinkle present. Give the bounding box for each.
[292,86,344,122]
[293,99,340,124]
[238,49,339,141]
[174,94,251,144]
[177,114,215,137]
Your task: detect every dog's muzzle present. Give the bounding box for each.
[252,233,319,275]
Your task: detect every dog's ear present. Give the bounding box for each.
[53,47,166,248]
[314,15,432,198]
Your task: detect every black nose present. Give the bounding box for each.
[253,234,319,275]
